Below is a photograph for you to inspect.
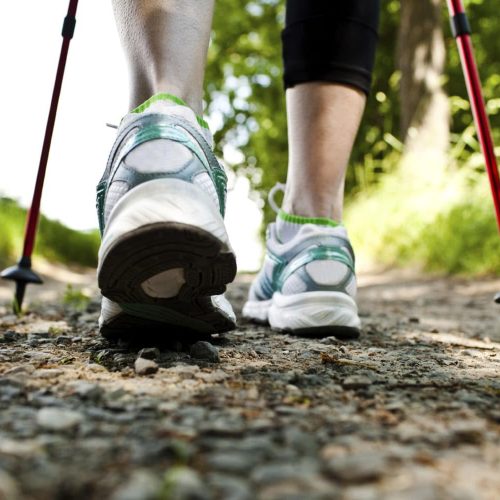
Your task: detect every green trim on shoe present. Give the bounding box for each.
[278,210,340,228]
[277,246,355,290]
[130,93,210,130]
[96,114,228,226]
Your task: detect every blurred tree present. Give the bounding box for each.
[206,0,287,223]
[398,0,449,164]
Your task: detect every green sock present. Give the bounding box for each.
[130,92,209,130]
[276,210,341,242]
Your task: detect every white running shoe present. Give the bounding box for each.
[243,184,361,338]
[96,94,237,338]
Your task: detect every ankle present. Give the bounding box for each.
[129,79,203,117]
[127,93,210,133]
[275,209,344,243]
[152,79,203,116]
[282,192,343,222]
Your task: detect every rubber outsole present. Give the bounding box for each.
[99,311,232,342]
[242,316,361,340]
[98,221,237,337]
[279,325,360,340]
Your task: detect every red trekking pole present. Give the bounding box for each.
[1,0,79,313]
[446,0,500,302]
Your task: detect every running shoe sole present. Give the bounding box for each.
[243,291,360,339]
[98,178,236,337]
[98,222,236,338]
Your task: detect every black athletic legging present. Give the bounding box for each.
[283,0,381,95]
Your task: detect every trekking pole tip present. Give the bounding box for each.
[1,257,43,315]
[13,282,27,315]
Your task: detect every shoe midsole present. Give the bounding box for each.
[244,291,360,330]
[242,298,273,322]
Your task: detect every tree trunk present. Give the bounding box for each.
[398,0,450,166]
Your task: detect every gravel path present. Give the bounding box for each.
[0,271,499,500]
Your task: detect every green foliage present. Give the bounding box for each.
[346,167,500,275]
[207,0,287,223]
[419,195,500,274]
[0,198,99,268]
[62,284,91,312]
[36,216,100,268]
[0,198,26,268]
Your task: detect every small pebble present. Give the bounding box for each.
[208,474,252,500]
[190,341,219,363]
[195,370,227,383]
[55,336,73,345]
[111,470,161,500]
[0,469,19,500]
[324,452,386,483]
[207,452,259,474]
[1,331,21,343]
[168,364,200,377]
[33,369,64,379]
[342,375,372,390]
[68,381,104,401]
[0,438,43,458]
[37,408,83,432]
[134,358,159,376]
[251,460,319,486]
[163,466,209,500]
[450,421,486,445]
[86,363,107,372]
[4,365,35,376]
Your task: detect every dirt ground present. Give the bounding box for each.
[0,267,499,500]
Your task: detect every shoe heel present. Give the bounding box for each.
[269,291,361,338]
[97,178,236,305]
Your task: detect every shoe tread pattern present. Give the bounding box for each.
[98,221,236,336]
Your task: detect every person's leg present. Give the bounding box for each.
[244,0,380,337]
[283,84,366,221]
[97,0,236,338]
[112,0,214,114]
[282,0,380,222]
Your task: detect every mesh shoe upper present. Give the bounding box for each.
[248,222,357,302]
[96,101,228,236]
